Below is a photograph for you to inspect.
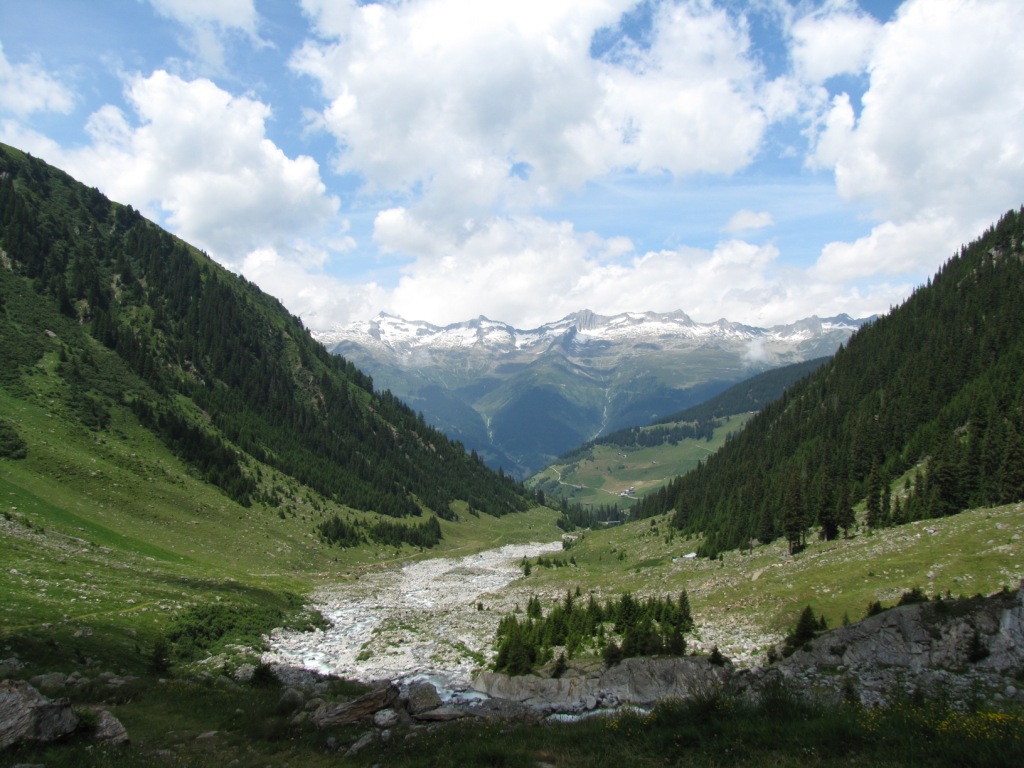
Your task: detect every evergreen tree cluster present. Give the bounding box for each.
[493,589,694,675]
[0,144,531,520]
[555,498,625,531]
[632,209,1024,556]
[316,512,443,549]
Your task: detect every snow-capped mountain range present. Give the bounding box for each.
[315,309,864,355]
[315,309,870,477]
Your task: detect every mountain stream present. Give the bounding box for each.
[264,541,563,692]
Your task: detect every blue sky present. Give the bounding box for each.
[2,0,1021,331]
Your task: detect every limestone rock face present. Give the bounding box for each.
[783,586,1024,672]
[473,657,728,714]
[0,680,79,750]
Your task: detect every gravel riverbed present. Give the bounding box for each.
[265,541,563,688]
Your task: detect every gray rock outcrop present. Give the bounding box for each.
[0,680,79,750]
[473,656,728,714]
[783,586,1024,672]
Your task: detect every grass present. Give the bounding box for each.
[531,414,753,509]
[4,675,1020,767]
[512,502,1024,661]
[343,682,1024,768]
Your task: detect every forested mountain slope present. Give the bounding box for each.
[634,209,1024,556]
[560,356,830,458]
[0,143,529,531]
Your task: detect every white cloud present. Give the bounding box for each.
[0,43,75,117]
[791,4,881,83]
[147,0,265,71]
[803,0,1024,300]
[373,210,892,330]
[810,0,1024,224]
[241,246,384,331]
[148,0,260,32]
[724,209,774,233]
[56,71,342,262]
[809,212,960,282]
[293,0,768,225]
[0,69,365,331]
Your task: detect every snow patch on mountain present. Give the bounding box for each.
[313,310,869,354]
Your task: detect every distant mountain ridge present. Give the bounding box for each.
[316,310,865,354]
[315,310,870,478]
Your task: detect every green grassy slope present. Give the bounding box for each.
[529,414,753,509]
[0,141,562,680]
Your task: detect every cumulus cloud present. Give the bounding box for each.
[373,211,893,329]
[810,0,1024,221]
[0,43,75,117]
[293,0,768,225]
[724,209,774,233]
[805,0,1024,289]
[0,69,368,331]
[810,212,960,283]
[54,71,341,260]
[790,3,881,83]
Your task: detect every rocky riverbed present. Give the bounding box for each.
[264,541,563,688]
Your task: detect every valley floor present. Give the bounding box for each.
[266,540,562,687]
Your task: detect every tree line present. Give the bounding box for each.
[632,209,1024,556]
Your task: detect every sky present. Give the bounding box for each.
[1,0,1022,332]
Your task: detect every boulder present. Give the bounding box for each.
[28,672,67,692]
[277,687,304,712]
[94,710,130,746]
[783,586,1024,672]
[0,680,79,750]
[313,682,399,729]
[406,681,442,715]
[373,708,400,728]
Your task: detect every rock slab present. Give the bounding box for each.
[0,680,79,750]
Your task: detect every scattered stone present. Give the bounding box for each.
[412,704,466,722]
[345,731,376,756]
[373,708,400,728]
[94,710,130,745]
[233,663,256,683]
[28,672,67,691]
[277,687,304,711]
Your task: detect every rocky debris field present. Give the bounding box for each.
[265,541,563,688]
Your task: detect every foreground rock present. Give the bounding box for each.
[0,680,79,750]
[474,657,729,714]
[312,682,399,729]
[473,584,1024,715]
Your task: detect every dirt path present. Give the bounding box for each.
[264,541,562,688]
